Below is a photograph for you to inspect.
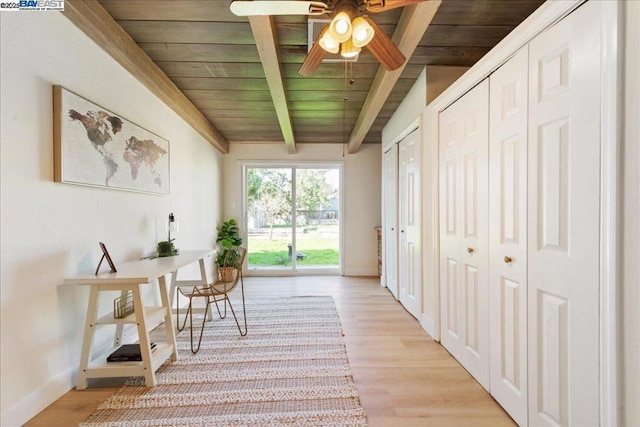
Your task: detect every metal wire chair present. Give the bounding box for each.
[175,246,247,353]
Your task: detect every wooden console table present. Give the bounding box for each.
[65,249,215,390]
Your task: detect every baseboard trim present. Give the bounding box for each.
[343,268,379,277]
[1,367,74,427]
[421,313,437,341]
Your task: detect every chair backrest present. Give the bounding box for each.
[216,246,246,287]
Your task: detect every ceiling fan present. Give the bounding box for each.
[230,0,428,76]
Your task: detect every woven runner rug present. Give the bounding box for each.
[80,296,367,426]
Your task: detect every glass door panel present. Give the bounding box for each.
[246,167,292,271]
[294,168,340,270]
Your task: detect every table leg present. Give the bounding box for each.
[159,274,179,361]
[199,258,214,321]
[130,285,156,387]
[76,286,100,390]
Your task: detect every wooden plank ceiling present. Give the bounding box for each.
[96,0,545,152]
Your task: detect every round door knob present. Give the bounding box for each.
[401,230,405,233]
[467,247,474,254]
[504,256,513,264]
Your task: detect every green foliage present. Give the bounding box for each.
[296,169,337,224]
[249,248,339,266]
[216,219,242,265]
[247,230,339,267]
[247,168,293,239]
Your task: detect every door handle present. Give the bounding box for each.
[504,256,513,264]
[401,230,405,233]
[467,247,474,254]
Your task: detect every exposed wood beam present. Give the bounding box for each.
[61,0,229,153]
[347,0,441,154]
[248,16,296,154]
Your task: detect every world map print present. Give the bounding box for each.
[56,87,170,195]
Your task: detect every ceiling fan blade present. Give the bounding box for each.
[299,27,329,76]
[364,17,406,71]
[366,0,428,13]
[230,1,328,16]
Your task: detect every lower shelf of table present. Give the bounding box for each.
[83,342,175,380]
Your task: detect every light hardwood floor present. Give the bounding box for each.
[26,276,514,426]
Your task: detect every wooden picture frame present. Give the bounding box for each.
[96,242,117,274]
[53,85,170,195]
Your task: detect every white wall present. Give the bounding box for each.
[222,143,381,276]
[622,2,640,424]
[0,12,223,426]
[381,68,426,150]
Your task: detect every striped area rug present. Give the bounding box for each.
[80,296,367,426]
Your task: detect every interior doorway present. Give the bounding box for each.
[242,163,343,275]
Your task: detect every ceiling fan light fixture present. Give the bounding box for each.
[351,17,375,48]
[341,38,361,58]
[319,32,340,54]
[329,12,352,43]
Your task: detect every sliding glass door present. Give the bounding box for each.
[244,163,342,274]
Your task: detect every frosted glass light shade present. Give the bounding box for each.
[341,38,360,58]
[351,17,374,48]
[328,12,352,43]
[319,32,340,54]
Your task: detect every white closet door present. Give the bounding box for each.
[439,100,463,357]
[440,80,490,388]
[399,129,421,319]
[489,46,529,425]
[383,145,399,300]
[528,2,601,425]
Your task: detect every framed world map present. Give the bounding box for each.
[53,86,170,195]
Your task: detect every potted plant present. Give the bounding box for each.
[216,219,243,280]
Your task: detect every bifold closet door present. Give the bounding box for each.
[383,145,399,300]
[528,1,601,425]
[439,80,490,389]
[398,129,421,319]
[488,46,529,426]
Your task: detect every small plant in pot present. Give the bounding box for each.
[216,219,243,280]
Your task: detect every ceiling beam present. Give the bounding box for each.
[347,0,441,154]
[61,0,229,153]
[248,16,296,154]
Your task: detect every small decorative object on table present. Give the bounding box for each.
[113,291,134,319]
[95,242,117,274]
[157,213,180,257]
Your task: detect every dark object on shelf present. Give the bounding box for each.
[95,242,117,275]
[107,343,156,362]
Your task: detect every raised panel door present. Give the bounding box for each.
[459,79,490,389]
[528,2,601,425]
[440,80,490,388]
[489,46,529,426]
[383,145,399,299]
[399,129,421,319]
[439,97,464,359]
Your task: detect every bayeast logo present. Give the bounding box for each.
[21,0,64,9]
[0,0,64,10]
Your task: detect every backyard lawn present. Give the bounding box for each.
[247,227,339,267]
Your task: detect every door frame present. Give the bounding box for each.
[421,1,621,424]
[240,160,345,277]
